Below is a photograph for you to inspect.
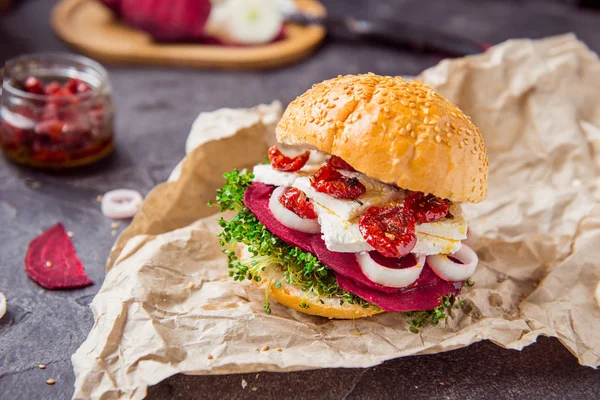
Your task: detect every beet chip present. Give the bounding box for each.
[25,223,93,289]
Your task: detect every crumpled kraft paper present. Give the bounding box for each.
[72,34,600,400]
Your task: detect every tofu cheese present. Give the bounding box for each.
[315,203,462,255]
[253,163,467,255]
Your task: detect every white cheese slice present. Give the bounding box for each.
[293,173,402,221]
[415,203,467,240]
[252,164,301,187]
[316,204,462,255]
[252,152,325,187]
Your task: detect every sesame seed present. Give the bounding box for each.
[409,103,416,108]
[46,379,55,385]
[111,230,117,237]
[45,261,52,268]
[39,364,46,369]
[96,195,103,202]
[254,347,259,352]
[67,231,74,238]
[412,110,417,116]
[435,135,442,143]
[188,282,194,289]
[207,355,213,360]
[406,123,412,131]
[111,221,120,229]
[276,347,282,352]
[459,142,464,148]
[434,127,440,133]
[261,345,269,352]
[423,117,429,124]
[252,387,258,392]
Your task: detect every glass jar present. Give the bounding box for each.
[0,53,115,168]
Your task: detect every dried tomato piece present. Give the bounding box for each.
[278,187,318,219]
[327,155,356,171]
[23,76,45,95]
[310,164,366,200]
[268,145,310,172]
[359,205,417,258]
[404,191,450,224]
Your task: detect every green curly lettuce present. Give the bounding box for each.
[211,169,466,331]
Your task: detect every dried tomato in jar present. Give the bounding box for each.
[0,54,114,169]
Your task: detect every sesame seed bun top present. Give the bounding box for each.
[276,74,489,203]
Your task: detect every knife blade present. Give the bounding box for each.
[289,14,491,57]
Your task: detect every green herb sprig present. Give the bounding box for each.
[212,169,370,310]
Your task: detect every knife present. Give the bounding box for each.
[289,14,492,57]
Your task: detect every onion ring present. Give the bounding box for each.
[427,244,478,282]
[268,186,320,234]
[101,189,143,219]
[0,292,6,320]
[356,252,426,288]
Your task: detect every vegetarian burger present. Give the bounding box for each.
[215,74,488,326]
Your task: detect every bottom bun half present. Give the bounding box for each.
[240,246,383,319]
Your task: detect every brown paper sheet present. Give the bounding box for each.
[72,34,600,400]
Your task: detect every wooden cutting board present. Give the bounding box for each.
[51,0,326,70]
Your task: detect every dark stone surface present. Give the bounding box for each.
[1,0,599,399]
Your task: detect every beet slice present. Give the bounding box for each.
[244,182,317,253]
[25,224,94,290]
[311,236,402,294]
[336,269,462,312]
[243,182,462,312]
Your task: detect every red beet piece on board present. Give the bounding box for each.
[25,223,94,289]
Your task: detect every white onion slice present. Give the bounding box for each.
[427,244,478,282]
[268,186,321,234]
[101,189,143,219]
[222,0,283,45]
[0,292,6,320]
[356,252,426,288]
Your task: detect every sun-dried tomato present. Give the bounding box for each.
[327,155,356,171]
[310,164,366,200]
[278,187,318,219]
[359,205,417,258]
[268,145,310,172]
[404,191,450,224]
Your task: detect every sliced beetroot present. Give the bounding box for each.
[336,267,462,312]
[244,182,317,253]
[244,182,462,312]
[25,223,93,290]
[311,236,401,294]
